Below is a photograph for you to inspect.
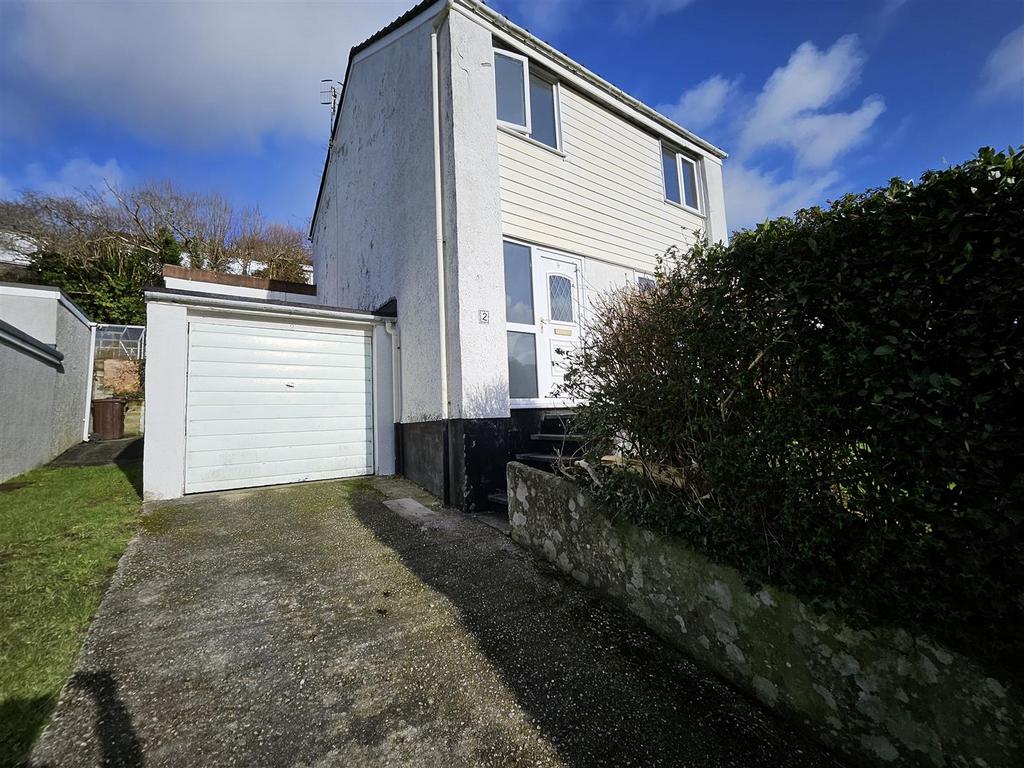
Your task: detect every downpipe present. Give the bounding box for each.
[431,3,452,422]
[82,322,97,441]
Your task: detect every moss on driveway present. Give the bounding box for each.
[0,463,141,768]
[31,477,843,767]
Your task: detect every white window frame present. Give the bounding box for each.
[662,144,704,216]
[494,49,532,134]
[527,70,562,152]
[636,273,656,292]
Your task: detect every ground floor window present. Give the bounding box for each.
[504,240,539,398]
[507,331,539,398]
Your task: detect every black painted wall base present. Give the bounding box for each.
[447,418,511,512]
[396,412,568,511]
[395,420,447,500]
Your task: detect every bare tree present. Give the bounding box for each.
[2,179,311,284]
[247,223,311,282]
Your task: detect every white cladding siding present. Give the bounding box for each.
[497,85,707,272]
[184,321,373,493]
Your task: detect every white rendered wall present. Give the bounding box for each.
[311,16,443,424]
[703,156,729,245]
[439,12,509,420]
[0,283,58,343]
[0,289,92,482]
[142,301,188,499]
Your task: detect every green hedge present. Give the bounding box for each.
[563,147,1023,675]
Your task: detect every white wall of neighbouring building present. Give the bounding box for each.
[0,283,93,482]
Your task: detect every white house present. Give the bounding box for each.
[142,0,727,505]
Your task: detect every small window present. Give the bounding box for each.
[662,145,702,212]
[503,240,534,324]
[495,50,530,131]
[529,74,558,149]
[679,157,699,210]
[662,147,681,205]
[548,274,573,322]
[507,331,539,398]
[637,276,656,293]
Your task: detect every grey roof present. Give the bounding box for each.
[0,318,64,362]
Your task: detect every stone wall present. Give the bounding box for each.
[506,462,1023,768]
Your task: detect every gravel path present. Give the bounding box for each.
[30,477,843,768]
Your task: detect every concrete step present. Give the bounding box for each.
[530,432,587,442]
[515,452,560,465]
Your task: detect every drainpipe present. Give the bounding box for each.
[384,321,401,421]
[82,322,97,441]
[431,3,452,421]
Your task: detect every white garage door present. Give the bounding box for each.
[185,319,373,493]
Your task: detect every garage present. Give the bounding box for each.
[141,276,396,501]
[184,319,374,493]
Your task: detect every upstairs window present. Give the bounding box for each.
[495,50,529,131]
[494,48,559,149]
[528,74,558,149]
[662,145,702,212]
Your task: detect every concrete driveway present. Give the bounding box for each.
[31,477,842,768]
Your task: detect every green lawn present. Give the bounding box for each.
[0,463,141,768]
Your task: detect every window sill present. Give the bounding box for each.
[498,124,567,159]
[663,197,706,218]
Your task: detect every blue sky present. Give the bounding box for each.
[1,0,1022,233]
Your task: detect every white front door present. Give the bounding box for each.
[535,251,581,399]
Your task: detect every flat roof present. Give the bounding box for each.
[145,286,397,319]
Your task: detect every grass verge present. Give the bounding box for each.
[0,463,141,768]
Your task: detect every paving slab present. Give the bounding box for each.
[48,437,144,468]
[30,476,844,768]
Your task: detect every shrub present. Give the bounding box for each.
[562,146,1024,675]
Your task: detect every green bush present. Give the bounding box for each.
[562,146,1023,675]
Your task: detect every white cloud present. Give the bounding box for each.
[18,157,125,199]
[980,25,1024,101]
[500,0,697,36]
[656,75,738,132]
[739,35,885,168]
[725,163,841,232]
[502,0,582,37]
[879,0,910,18]
[629,0,699,21]
[2,0,410,148]
[652,35,888,231]
[0,175,13,201]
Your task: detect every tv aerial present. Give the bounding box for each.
[320,79,342,130]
